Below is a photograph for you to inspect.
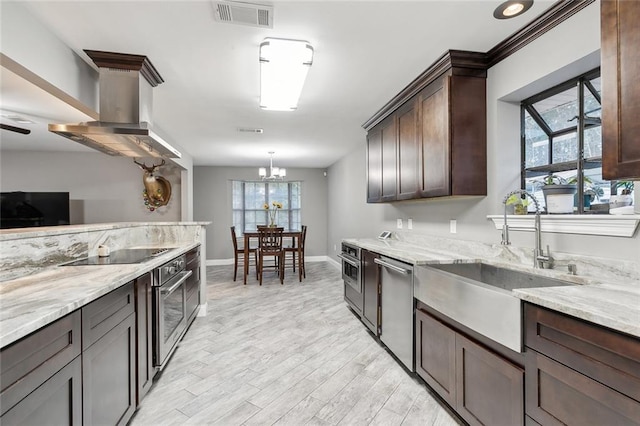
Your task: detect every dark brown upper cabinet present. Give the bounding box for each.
[366,115,397,202]
[601,0,640,180]
[364,50,487,203]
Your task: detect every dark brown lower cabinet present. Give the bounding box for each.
[415,308,524,426]
[135,272,155,405]
[82,281,136,426]
[361,249,380,335]
[0,356,82,425]
[415,308,456,407]
[524,303,640,425]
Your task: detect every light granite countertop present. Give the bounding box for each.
[0,221,210,242]
[344,238,640,339]
[0,242,200,348]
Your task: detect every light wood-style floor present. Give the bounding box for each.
[130,262,462,426]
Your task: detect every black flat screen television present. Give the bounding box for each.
[0,192,70,229]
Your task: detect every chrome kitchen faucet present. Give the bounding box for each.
[501,189,554,269]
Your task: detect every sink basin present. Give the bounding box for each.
[415,262,577,353]
[428,262,576,291]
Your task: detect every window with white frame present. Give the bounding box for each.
[232,180,301,233]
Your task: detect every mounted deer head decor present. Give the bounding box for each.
[133,159,172,212]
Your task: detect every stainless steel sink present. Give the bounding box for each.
[428,262,576,291]
[415,262,577,353]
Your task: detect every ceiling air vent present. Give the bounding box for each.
[213,1,273,28]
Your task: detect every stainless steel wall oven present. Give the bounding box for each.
[338,243,363,314]
[153,254,192,370]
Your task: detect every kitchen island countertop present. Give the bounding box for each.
[0,242,200,348]
[343,237,640,339]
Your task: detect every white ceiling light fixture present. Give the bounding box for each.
[259,38,314,111]
[259,151,286,180]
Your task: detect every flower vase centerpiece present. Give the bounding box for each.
[263,201,283,227]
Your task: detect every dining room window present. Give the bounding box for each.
[232,180,301,233]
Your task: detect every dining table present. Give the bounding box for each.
[243,230,303,284]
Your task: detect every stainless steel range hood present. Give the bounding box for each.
[49,50,181,158]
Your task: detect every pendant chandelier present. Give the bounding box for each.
[259,151,286,180]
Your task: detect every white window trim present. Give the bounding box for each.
[487,215,640,237]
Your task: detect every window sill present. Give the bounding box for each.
[487,214,640,237]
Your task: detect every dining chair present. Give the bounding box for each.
[257,227,285,285]
[230,226,257,282]
[285,225,307,281]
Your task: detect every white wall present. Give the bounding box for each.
[328,1,639,263]
[194,166,328,261]
[0,151,182,223]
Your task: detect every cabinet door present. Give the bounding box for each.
[135,272,154,404]
[0,356,82,426]
[366,128,383,203]
[83,312,136,426]
[602,0,640,179]
[361,250,379,335]
[415,309,456,407]
[380,117,398,202]
[526,350,640,425]
[456,333,523,426]
[419,76,450,197]
[397,99,420,200]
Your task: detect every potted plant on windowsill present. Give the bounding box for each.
[567,175,604,210]
[540,174,577,214]
[505,193,530,215]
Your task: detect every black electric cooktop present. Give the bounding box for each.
[61,248,171,266]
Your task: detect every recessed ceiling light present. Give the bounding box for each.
[493,0,533,19]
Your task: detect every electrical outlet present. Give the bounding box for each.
[408,219,413,230]
[397,218,403,229]
[450,219,457,234]
[333,244,337,252]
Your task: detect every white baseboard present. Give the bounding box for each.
[326,257,341,270]
[207,255,333,267]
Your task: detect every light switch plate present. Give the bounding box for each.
[408,219,413,229]
[450,219,457,234]
[397,219,403,229]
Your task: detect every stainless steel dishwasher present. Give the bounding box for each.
[375,256,414,371]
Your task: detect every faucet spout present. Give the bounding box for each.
[501,189,552,268]
[501,189,539,245]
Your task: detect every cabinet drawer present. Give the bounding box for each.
[0,310,81,415]
[82,281,135,350]
[526,350,640,425]
[524,303,640,402]
[0,356,82,425]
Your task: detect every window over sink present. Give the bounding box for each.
[231,180,301,233]
[519,67,630,214]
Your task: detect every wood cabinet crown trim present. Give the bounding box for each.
[363,50,487,131]
[363,0,596,131]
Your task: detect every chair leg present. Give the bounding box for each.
[280,254,284,284]
[254,251,259,279]
[258,254,263,286]
[233,254,238,282]
[292,252,296,272]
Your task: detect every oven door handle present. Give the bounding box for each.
[337,253,359,267]
[161,270,192,296]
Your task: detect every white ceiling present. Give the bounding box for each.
[0,0,556,168]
